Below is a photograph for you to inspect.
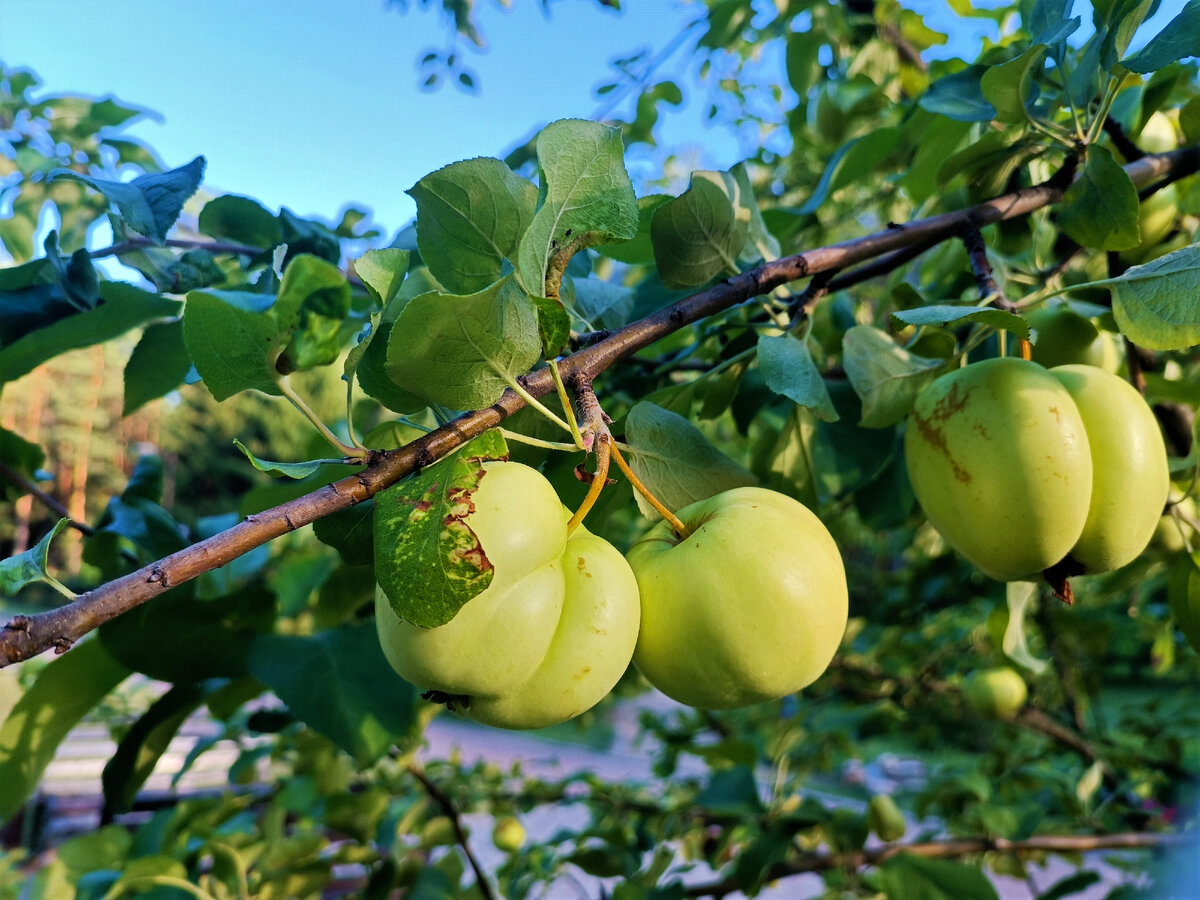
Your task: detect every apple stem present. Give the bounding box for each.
[609,442,689,539]
[567,433,611,534]
[1019,339,1032,360]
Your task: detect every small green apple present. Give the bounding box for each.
[492,816,527,852]
[626,487,847,710]
[867,794,907,842]
[1026,302,1119,372]
[1155,496,1197,554]
[963,667,1027,719]
[904,358,1093,582]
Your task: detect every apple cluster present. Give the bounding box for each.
[904,357,1169,584]
[375,462,850,729]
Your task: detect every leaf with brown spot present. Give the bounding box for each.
[374,432,508,628]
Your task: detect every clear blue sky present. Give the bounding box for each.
[2,0,727,236]
[0,0,1187,242]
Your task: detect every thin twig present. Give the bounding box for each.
[3,148,1198,666]
[408,765,497,900]
[0,462,91,537]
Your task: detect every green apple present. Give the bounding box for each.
[1155,496,1197,554]
[375,461,641,730]
[1049,365,1169,573]
[962,667,1027,719]
[867,794,907,842]
[1026,302,1120,372]
[626,487,847,710]
[492,816,527,852]
[904,358,1093,582]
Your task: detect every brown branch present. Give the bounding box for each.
[3,148,1199,666]
[0,463,92,537]
[408,765,497,900]
[682,831,1184,898]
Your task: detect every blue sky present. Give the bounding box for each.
[3,0,725,236]
[0,0,1187,243]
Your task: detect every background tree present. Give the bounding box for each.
[2,0,1200,897]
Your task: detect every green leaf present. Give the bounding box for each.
[731,162,780,262]
[313,500,375,567]
[353,248,410,308]
[0,518,72,597]
[355,262,428,415]
[1029,0,1080,46]
[0,639,130,823]
[533,294,571,356]
[1003,581,1050,675]
[1040,872,1102,900]
[597,194,672,266]
[49,156,205,245]
[101,682,206,814]
[99,586,275,683]
[800,128,902,214]
[182,289,281,400]
[517,119,638,295]
[623,402,757,519]
[842,326,949,428]
[756,334,838,421]
[0,426,45,503]
[786,29,824,96]
[272,254,352,370]
[1100,244,1200,350]
[407,157,536,294]
[1100,0,1157,70]
[880,853,1000,900]
[123,320,191,414]
[919,65,996,121]
[694,766,765,816]
[198,193,283,249]
[384,276,542,410]
[1056,146,1140,251]
[374,431,507,628]
[572,278,635,330]
[279,207,341,265]
[1121,0,1200,72]
[0,281,181,384]
[0,232,101,347]
[892,304,1031,338]
[651,170,749,288]
[248,621,420,765]
[233,438,350,478]
[980,45,1046,123]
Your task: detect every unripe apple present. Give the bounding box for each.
[626,487,847,710]
[867,794,907,842]
[1155,496,1197,554]
[1048,365,1169,574]
[962,667,1027,719]
[492,816,527,852]
[376,462,641,730]
[1026,303,1120,372]
[904,358,1093,582]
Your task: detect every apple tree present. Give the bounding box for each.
[3,0,1200,897]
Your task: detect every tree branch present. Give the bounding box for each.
[682,831,1184,898]
[408,765,497,900]
[3,148,1198,667]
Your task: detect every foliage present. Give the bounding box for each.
[3,0,1200,897]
